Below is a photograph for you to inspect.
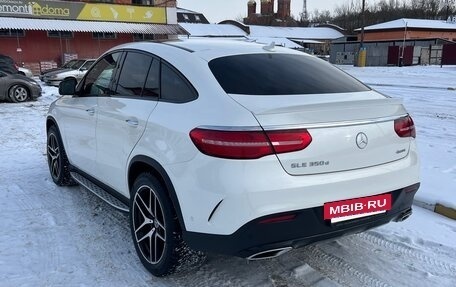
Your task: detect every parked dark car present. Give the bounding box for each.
[0,70,42,102]
[0,54,18,74]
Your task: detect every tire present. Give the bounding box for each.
[8,85,29,103]
[47,125,76,186]
[130,173,185,276]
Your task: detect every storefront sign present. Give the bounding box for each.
[0,0,167,24]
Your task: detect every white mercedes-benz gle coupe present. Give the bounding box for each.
[46,39,420,276]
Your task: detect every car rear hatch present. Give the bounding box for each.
[208,51,415,175]
[230,92,412,175]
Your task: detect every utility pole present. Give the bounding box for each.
[360,0,366,48]
[356,0,367,67]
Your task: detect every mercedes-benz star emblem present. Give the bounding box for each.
[356,132,368,149]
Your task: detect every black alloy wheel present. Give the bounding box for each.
[47,125,75,186]
[130,173,184,276]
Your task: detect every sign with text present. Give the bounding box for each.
[324,193,392,222]
[0,0,167,24]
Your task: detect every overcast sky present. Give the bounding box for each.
[176,0,363,23]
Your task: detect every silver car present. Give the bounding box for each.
[39,59,79,81]
[43,59,95,86]
[18,67,34,78]
[0,70,42,102]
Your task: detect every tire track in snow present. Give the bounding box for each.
[295,245,393,287]
[356,231,456,275]
[74,188,154,285]
[170,256,248,287]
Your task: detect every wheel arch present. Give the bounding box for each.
[128,155,186,232]
[46,115,59,132]
[64,76,77,81]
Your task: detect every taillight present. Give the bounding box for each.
[265,129,312,154]
[189,128,312,159]
[394,115,416,138]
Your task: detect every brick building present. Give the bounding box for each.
[244,0,297,27]
[0,0,186,73]
[331,18,456,66]
[358,18,456,42]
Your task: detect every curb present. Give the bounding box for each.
[434,204,456,220]
[413,200,456,220]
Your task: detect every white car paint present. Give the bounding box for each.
[48,39,420,263]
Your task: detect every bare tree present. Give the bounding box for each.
[309,0,455,33]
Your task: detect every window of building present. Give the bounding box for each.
[182,14,189,21]
[133,33,155,41]
[132,0,152,5]
[92,32,117,39]
[195,15,201,22]
[0,29,25,37]
[47,31,73,38]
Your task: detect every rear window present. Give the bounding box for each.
[209,53,370,95]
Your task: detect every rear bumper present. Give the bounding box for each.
[183,183,419,258]
[44,80,62,87]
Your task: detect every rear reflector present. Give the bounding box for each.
[259,214,297,224]
[189,128,312,159]
[394,115,416,138]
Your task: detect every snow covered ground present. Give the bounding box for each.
[340,65,456,210]
[0,66,455,287]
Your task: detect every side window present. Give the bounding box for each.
[160,63,197,103]
[114,52,152,97]
[81,52,121,96]
[80,60,95,71]
[143,59,160,98]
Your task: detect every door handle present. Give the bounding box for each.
[86,108,95,116]
[126,118,139,126]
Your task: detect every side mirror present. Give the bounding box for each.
[59,78,77,95]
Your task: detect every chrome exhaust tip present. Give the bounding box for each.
[247,247,292,261]
[395,209,413,222]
